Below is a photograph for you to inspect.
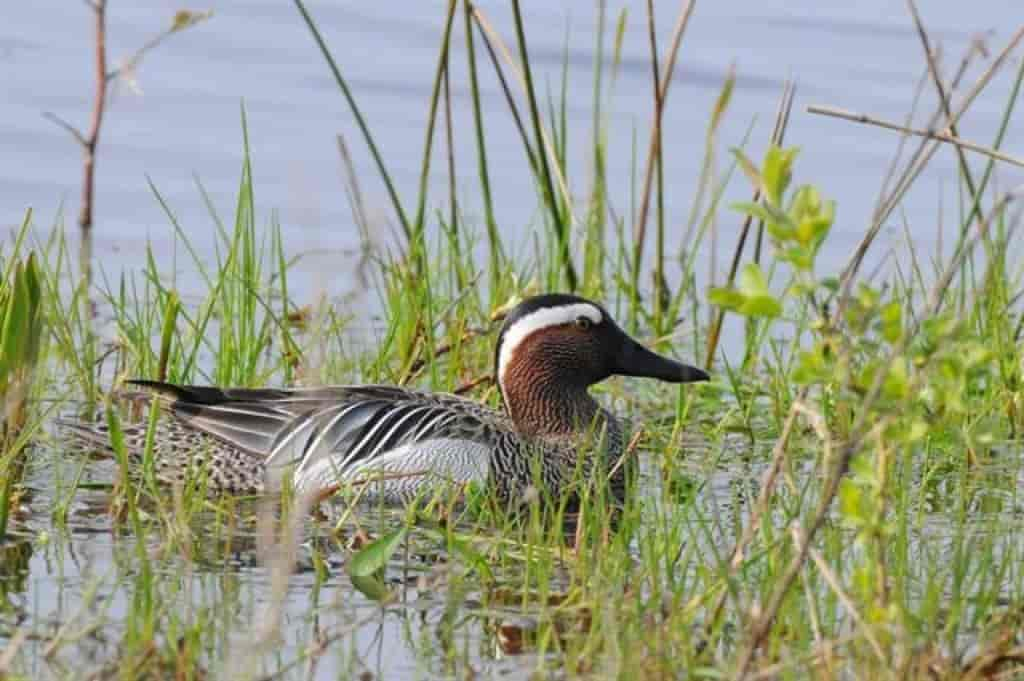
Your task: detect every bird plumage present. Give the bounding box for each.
[60,294,708,507]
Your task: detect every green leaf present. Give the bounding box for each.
[839,478,864,522]
[880,301,902,343]
[349,573,395,602]
[739,294,782,318]
[882,359,909,400]
[708,287,745,310]
[348,526,408,577]
[762,146,798,206]
[738,263,769,297]
[729,201,775,224]
[781,245,813,270]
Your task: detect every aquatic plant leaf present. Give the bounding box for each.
[738,263,770,297]
[349,573,395,602]
[0,254,43,399]
[739,294,782,318]
[708,288,744,310]
[347,526,407,577]
[762,145,798,206]
[729,201,774,225]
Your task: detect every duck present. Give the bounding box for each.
[61,293,709,506]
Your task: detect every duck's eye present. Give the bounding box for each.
[575,316,593,330]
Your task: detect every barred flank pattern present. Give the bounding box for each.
[62,383,627,505]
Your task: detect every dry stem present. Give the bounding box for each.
[807,105,1024,169]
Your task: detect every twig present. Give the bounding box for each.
[0,627,28,674]
[797,525,889,669]
[106,10,212,83]
[705,392,804,630]
[45,5,211,232]
[79,0,108,231]
[453,374,492,395]
[404,326,489,377]
[906,0,981,214]
[41,112,87,146]
[807,105,1024,169]
[837,25,1024,303]
[633,0,697,280]
[606,428,645,485]
[252,612,381,681]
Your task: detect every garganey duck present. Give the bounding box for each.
[62,294,709,505]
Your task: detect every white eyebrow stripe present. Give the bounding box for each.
[497,303,602,383]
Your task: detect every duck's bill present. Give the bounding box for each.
[613,339,710,383]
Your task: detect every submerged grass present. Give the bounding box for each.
[1,2,1023,679]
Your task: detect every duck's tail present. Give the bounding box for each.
[56,416,150,459]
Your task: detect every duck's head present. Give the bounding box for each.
[494,294,708,429]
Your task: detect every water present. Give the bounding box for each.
[4,1,1023,302]
[3,2,1024,678]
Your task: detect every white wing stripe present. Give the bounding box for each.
[364,405,438,462]
[198,404,292,422]
[335,405,431,471]
[265,408,324,467]
[299,403,370,473]
[412,411,454,441]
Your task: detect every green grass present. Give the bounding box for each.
[1,2,1023,679]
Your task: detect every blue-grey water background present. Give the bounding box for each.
[5,1,1023,305]
[2,2,1024,679]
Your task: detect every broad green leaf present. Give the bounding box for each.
[708,287,745,310]
[738,263,769,297]
[739,294,782,318]
[348,526,408,577]
[349,573,395,602]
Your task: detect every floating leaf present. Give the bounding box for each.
[347,526,407,577]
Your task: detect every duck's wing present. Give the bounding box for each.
[263,390,505,495]
[129,380,375,458]
[133,381,505,495]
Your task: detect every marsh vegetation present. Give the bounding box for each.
[2,1,1024,678]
